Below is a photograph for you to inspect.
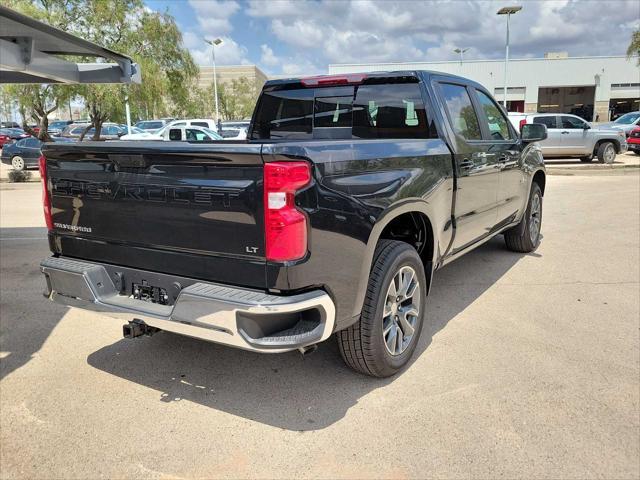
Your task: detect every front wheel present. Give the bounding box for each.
[11,156,25,171]
[337,240,426,377]
[597,142,616,164]
[504,182,543,253]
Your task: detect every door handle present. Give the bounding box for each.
[561,131,570,134]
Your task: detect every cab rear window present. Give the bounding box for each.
[250,82,436,140]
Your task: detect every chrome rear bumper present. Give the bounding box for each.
[41,256,335,353]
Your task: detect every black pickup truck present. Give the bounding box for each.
[39,71,547,377]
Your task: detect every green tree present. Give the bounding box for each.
[4,0,83,137]
[3,84,72,141]
[217,77,259,120]
[7,0,198,140]
[628,29,640,65]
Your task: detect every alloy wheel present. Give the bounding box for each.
[11,156,24,170]
[604,144,615,163]
[529,192,542,244]
[382,266,421,356]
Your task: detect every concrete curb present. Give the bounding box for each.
[546,163,640,171]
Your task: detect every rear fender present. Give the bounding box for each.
[350,200,440,319]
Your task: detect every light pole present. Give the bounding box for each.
[497,6,522,108]
[124,89,131,135]
[453,48,469,66]
[204,38,223,124]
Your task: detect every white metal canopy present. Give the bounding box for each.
[0,5,141,84]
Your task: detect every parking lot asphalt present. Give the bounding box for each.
[1,172,639,479]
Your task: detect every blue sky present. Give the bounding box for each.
[145,0,639,76]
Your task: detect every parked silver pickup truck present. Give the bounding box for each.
[509,112,627,163]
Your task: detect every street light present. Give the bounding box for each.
[453,48,469,66]
[497,5,522,108]
[204,37,223,124]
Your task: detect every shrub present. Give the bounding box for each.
[8,170,32,183]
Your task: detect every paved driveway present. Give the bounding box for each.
[1,172,639,479]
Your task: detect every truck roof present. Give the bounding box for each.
[263,70,487,92]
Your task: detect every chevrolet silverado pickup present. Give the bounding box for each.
[39,71,548,377]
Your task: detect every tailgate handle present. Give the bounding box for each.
[109,154,146,168]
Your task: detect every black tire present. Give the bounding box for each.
[633,150,640,156]
[337,240,427,377]
[504,182,542,253]
[596,142,616,164]
[580,155,593,162]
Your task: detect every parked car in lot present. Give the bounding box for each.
[627,126,640,155]
[0,127,29,146]
[1,136,75,170]
[47,120,73,136]
[219,121,250,140]
[60,122,130,140]
[119,125,221,141]
[39,70,548,377]
[0,121,21,129]
[598,111,640,137]
[513,112,627,162]
[134,119,170,131]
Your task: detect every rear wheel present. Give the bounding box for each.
[597,142,616,164]
[337,240,426,377]
[504,182,542,253]
[11,156,25,171]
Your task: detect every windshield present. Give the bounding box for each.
[614,112,640,124]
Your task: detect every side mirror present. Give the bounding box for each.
[521,123,548,143]
[583,124,591,130]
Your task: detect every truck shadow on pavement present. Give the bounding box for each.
[87,236,533,431]
[0,227,67,382]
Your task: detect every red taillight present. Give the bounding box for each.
[519,119,527,130]
[38,155,53,230]
[264,161,311,262]
[300,73,367,87]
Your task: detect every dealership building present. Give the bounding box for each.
[198,65,268,94]
[329,53,640,122]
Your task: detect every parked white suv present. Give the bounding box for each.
[509,113,627,163]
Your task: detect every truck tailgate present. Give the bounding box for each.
[42,141,267,288]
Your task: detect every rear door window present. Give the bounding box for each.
[439,83,482,141]
[533,116,558,129]
[168,128,182,141]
